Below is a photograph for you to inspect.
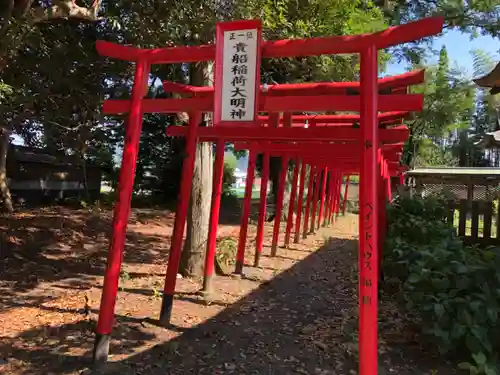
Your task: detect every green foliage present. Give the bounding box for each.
[378,0,500,38]
[459,352,498,375]
[446,49,499,168]
[223,161,236,195]
[347,175,359,183]
[224,153,238,171]
[0,82,13,101]
[384,196,500,372]
[135,110,184,200]
[119,270,130,291]
[238,0,389,85]
[414,138,459,167]
[216,236,237,268]
[372,1,499,64]
[0,17,124,189]
[405,46,475,167]
[470,49,499,136]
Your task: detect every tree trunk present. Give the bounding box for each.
[179,61,214,277]
[458,130,468,167]
[179,140,213,276]
[0,125,13,213]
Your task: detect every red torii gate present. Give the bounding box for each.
[92,16,444,375]
[230,140,403,257]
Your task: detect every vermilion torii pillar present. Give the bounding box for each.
[93,17,444,375]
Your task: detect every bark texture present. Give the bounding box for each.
[179,61,214,277]
[180,140,213,276]
[0,125,13,212]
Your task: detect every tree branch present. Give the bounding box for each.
[30,0,103,24]
[46,120,84,132]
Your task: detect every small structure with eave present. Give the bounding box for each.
[6,145,104,205]
[405,167,500,246]
[474,61,500,95]
[474,129,500,167]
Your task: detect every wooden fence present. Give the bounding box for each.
[404,168,500,247]
[446,200,500,246]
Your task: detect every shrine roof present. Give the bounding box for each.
[473,62,500,95]
[407,167,500,176]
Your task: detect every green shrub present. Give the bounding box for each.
[223,162,236,196]
[384,195,500,373]
[216,236,237,269]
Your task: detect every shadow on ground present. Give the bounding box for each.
[100,236,456,375]
[0,226,456,374]
[112,237,359,375]
[0,236,357,375]
[0,208,173,317]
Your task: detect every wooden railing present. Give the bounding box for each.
[446,200,500,246]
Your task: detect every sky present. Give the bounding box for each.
[385,29,500,77]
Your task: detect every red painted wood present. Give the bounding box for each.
[161,113,201,323]
[327,174,334,223]
[324,171,334,226]
[284,161,300,247]
[332,172,342,222]
[233,141,404,156]
[96,17,443,63]
[103,93,423,114]
[202,139,225,293]
[303,165,315,238]
[263,111,411,123]
[162,71,424,99]
[271,155,289,256]
[310,168,321,234]
[94,15,446,371]
[96,60,149,336]
[359,46,379,375]
[316,167,327,229]
[255,150,270,266]
[342,176,350,215]
[233,141,402,154]
[386,162,393,202]
[166,125,410,143]
[294,161,307,243]
[335,172,343,217]
[235,150,257,274]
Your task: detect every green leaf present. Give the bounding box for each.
[451,324,466,339]
[471,327,485,342]
[434,303,445,318]
[407,273,421,283]
[470,301,482,312]
[472,352,487,366]
[486,307,498,323]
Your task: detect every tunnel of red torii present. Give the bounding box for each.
[91,16,444,375]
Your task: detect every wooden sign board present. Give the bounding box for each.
[214,20,262,126]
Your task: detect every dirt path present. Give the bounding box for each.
[0,209,456,375]
[97,215,456,375]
